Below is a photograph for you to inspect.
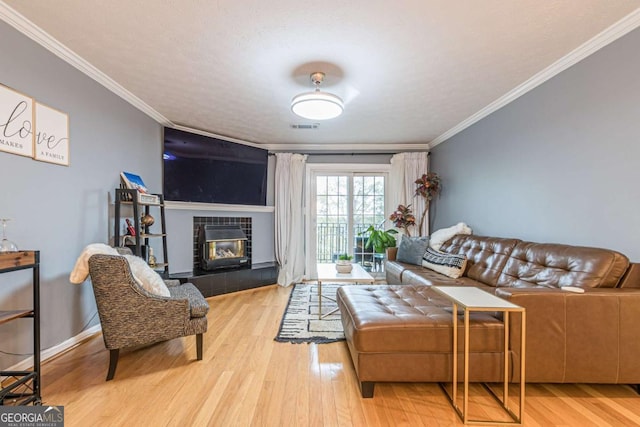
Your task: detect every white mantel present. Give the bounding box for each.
[164,200,275,213]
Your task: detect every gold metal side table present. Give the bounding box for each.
[432,286,526,425]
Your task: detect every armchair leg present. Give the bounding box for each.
[106,349,119,381]
[196,334,203,360]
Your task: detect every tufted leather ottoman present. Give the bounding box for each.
[337,284,506,398]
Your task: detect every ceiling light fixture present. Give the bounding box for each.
[291,72,344,120]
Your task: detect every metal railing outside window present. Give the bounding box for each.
[316,222,384,272]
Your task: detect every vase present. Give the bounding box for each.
[335,260,353,274]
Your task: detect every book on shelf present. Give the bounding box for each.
[119,172,160,204]
[120,171,148,193]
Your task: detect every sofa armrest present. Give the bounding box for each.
[495,287,640,383]
[618,262,640,288]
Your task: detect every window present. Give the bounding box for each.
[306,164,390,276]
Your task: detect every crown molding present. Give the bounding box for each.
[5,1,637,152]
[265,143,427,152]
[0,3,421,154]
[429,7,640,148]
[0,1,173,126]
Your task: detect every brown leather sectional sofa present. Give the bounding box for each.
[336,234,640,398]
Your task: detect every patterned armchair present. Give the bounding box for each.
[87,253,209,380]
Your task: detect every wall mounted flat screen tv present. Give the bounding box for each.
[163,127,268,206]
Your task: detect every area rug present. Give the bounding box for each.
[275,283,346,344]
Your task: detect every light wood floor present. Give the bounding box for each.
[37,284,640,426]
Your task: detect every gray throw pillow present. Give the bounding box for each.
[396,235,430,265]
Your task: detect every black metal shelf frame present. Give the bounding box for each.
[114,188,169,275]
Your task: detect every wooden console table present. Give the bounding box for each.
[0,251,41,405]
[432,286,525,425]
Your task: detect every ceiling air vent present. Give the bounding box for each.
[290,123,320,130]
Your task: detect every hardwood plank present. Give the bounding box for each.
[0,309,33,325]
[35,284,640,426]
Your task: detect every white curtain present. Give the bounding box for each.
[389,152,430,236]
[274,153,307,286]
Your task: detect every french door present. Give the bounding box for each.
[306,164,389,276]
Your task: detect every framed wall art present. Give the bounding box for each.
[34,101,70,166]
[0,83,35,158]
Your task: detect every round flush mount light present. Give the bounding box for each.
[291,72,344,120]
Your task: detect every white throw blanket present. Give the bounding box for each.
[429,222,473,250]
[69,243,170,297]
[69,243,119,284]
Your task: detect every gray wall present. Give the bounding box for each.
[431,27,640,261]
[0,21,162,367]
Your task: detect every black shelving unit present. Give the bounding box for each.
[114,188,169,276]
[0,250,41,406]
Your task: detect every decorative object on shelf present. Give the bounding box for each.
[147,247,157,268]
[359,225,398,254]
[335,254,353,273]
[120,172,160,204]
[33,101,70,166]
[0,218,18,253]
[389,204,416,236]
[291,72,344,120]
[125,219,136,236]
[140,214,155,227]
[414,172,442,235]
[0,83,34,158]
[120,171,148,193]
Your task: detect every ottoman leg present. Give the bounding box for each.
[360,381,375,398]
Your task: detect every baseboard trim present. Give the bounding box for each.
[1,324,102,373]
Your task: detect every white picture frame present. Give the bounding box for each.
[0,83,35,158]
[34,101,70,166]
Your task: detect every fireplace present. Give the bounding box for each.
[193,217,252,272]
[198,225,249,270]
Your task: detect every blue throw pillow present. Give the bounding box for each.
[396,235,430,265]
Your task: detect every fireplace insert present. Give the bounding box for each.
[198,225,249,271]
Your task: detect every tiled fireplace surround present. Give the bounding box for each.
[178,216,276,297]
[192,216,252,270]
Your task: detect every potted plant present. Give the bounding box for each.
[414,172,442,234]
[360,225,398,254]
[336,253,353,273]
[389,204,416,236]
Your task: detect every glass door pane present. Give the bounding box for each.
[353,175,386,272]
[314,173,386,274]
[315,175,349,263]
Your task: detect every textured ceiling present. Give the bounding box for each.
[2,1,639,150]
